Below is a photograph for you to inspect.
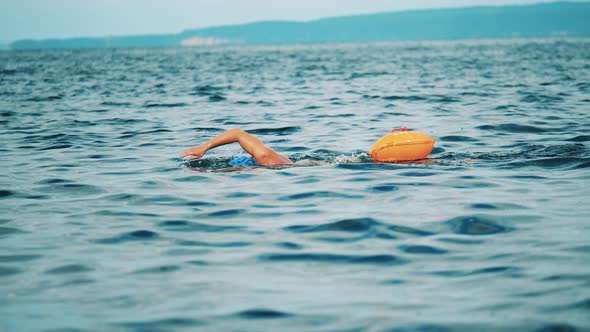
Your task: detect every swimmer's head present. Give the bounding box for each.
[370,128,435,162]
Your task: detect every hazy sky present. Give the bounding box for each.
[0,0,567,42]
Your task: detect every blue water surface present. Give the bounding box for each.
[0,39,589,332]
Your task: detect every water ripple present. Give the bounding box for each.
[235,309,293,319]
[114,318,204,331]
[95,230,160,244]
[284,218,378,233]
[248,126,301,135]
[444,216,511,236]
[159,220,244,232]
[258,253,405,265]
[279,191,364,201]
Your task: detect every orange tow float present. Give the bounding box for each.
[370,127,435,162]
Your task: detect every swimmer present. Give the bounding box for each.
[180,128,293,167]
[180,127,435,167]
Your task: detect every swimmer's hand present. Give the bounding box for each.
[180,145,208,160]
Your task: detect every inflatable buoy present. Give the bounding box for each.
[370,127,435,162]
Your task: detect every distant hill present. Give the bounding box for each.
[10,2,590,50]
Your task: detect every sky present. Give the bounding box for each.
[0,0,571,43]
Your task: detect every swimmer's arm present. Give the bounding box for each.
[180,128,275,162]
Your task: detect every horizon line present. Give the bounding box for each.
[7,1,586,44]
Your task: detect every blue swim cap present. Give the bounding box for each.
[229,156,258,167]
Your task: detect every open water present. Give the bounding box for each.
[1,39,589,332]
